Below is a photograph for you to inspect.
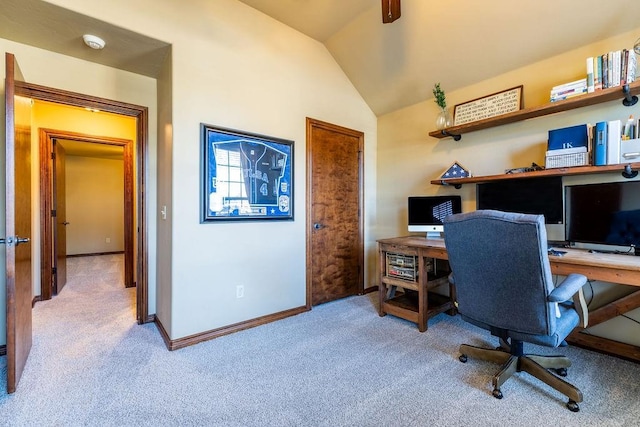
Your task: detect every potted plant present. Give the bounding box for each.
[433,83,451,129]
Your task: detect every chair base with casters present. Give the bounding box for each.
[458,336,583,412]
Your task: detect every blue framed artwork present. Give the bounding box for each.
[200,124,294,222]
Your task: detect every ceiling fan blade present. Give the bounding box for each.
[382,0,401,24]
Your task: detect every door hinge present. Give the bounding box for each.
[51,152,56,160]
[51,209,56,217]
[52,267,57,275]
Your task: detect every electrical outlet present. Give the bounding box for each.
[106,237,111,243]
[236,285,244,299]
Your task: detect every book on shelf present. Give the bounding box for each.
[594,121,607,166]
[586,57,595,93]
[549,78,587,101]
[607,119,621,165]
[550,90,587,102]
[608,51,614,88]
[627,50,637,83]
[621,49,629,86]
[602,52,609,88]
[595,56,603,90]
[547,124,589,151]
[551,78,587,92]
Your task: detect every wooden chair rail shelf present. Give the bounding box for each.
[428,80,640,141]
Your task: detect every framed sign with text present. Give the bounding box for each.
[200,124,294,222]
[453,86,523,126]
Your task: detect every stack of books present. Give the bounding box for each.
[550,79,587,102]
[587,49,637,93]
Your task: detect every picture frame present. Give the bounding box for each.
[453,85,524,126]
[200,124,294,222]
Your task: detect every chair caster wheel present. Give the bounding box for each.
[567,400,579,412]
[459,354,468,363]
[554,368,568,377]
[492,388,503,399]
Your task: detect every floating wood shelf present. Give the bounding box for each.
[428,80,640,140]
[431,163,640,187]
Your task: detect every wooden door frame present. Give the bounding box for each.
[16,81,151,324]
[305,117,365,308]
[40,129,135,298]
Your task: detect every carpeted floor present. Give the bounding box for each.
[0,254,639,426]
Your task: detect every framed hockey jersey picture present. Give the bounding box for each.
[201,124,294,222]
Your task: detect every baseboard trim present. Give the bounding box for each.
[32,295,42,307]
[363,286,378,294]
[156,305,310,351]
[66,251,125,258]
[0,345,6,356]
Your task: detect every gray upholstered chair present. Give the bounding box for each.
[443,210,588,412]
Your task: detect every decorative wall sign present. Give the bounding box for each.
[453,86,523,126]
[201,124,294,222]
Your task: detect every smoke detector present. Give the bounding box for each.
[83,34,105,50]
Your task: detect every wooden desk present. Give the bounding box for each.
[377,236,640,362]
[377,237,455,332]
[549,248,640,287]
[549,248,640,362]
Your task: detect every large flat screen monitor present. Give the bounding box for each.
[476,176,563,224]
[408,195,462,238]
[565,181,640,253]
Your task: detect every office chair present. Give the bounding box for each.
[443,210,588,412]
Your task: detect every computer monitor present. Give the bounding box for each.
[408,195,462,239]
[476,176,563,224]
[565,180,640,254]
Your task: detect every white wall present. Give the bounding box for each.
[45,0,378,340]
[65,155,125,255]
[0,38,158,345]
[376,29,640,346]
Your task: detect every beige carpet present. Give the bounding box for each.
[0,254,639,426]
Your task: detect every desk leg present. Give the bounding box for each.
[378,281,387,317]
[417,256,428,332]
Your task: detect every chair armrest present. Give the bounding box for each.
[548,273,587,302]
[572,287,589,329]
[548,273,589,329]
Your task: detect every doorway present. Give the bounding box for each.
[39,129,135,300]
[306,118,364,307]
[15,81,150,324]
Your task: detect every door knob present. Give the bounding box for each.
[313,223,325,230]
[0,236,29,246]
[15,237,30,246]
[62,221,70,225]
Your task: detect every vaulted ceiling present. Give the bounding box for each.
[2,0,639,117]
[239,0,640,115]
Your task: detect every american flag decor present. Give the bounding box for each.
[440,162,470,179]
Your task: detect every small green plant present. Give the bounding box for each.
[432,83,446,110]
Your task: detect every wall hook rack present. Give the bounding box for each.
[622,164,638,179]
[622,84,638,107]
